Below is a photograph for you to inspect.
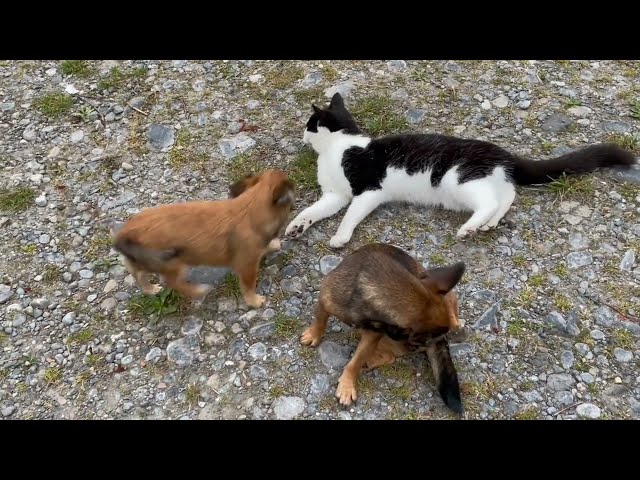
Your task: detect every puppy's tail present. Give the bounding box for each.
[512,143,637,185]
[113,236,181,271]
[425,338,464,417]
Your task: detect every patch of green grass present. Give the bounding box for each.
[185,384,201,407]
[227,152,266,183]
[217,273,241,301]
[68,328,94,345]
[0,332,7,346]
[85,232,112,261]
[440,233,456,249]
[21,244,38,255]
[553,263,569,279]
[553,293,572,313]
[565,98,582,108]
[44,367,62,385]
[520,380,535,391]
[350,95,409,137]
[612,328,635,349]
[87,354,101,367]
[514,406,539,420]
[630,100,640,120]
[93,258,117,273]
[507,318,528,338]
[0,369,7,382]
[16,382,28,394]
[540,140,555,154]
[389,385,413,401]
[607,132,640,153]
[587,383,599,395]
[60,60,93,77]
[379,361,414,382]
[288,147,318,193]
[429,252,445,265]
[168,129,209,171]
[98,66,147,91]
[615,181,639,202]
[33,92,74,118]
[264,64,304,89]
[512,255,527,267]
[128,288,184,317]
[321,65,338,82]
[0,187,35,213]
[274,313,302,338]
[528,274,545,287]
[515,287,536,309]
[270,385,286,397]
[547,173,595,201]
[42,264,63,282]
[293,86,325,106]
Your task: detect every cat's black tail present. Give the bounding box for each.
[425,338,464,418]
[512,143,637,185]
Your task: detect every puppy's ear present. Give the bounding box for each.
[272,179,295,207]
[229,174,260,198]
[422,262,466,295]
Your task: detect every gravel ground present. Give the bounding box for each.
[1,59,639,420]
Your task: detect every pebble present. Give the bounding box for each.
[273,396,305,420]
[318,341,351,369]
[166,336,200,366]
[492,95,509,108]
[547,373,575,392]
[70,130,84,143]
[620,250,635,272]
[472,302,500,330]
[248,342,267,361]
[566,251,593,269]
[218,134,256,159]
[613,348,633,363]
[147,124,175,150]
[319,255,341,275]
[541,114,573,132]
[62,312,76,325]
[406,108,426,124]
[1,406,16,417]
[145,347,162,363]
[560,350,574,369]
[576,403,601,419]
[35,194,47,207]
[180,317,203,336]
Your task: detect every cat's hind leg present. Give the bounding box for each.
[455,181,499,238]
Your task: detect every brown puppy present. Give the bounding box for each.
[300,243,465,415]
[111,169,295,309]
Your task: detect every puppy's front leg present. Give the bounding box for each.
[336,330,383,406]
[285,192,350,239]
[236,259,265,309]
[329,191,384,248]
[300,298,330,347]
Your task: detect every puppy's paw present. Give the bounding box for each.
[300,326,322,347]
[246,294,266,309]
[143,284,163,295]
[192,285,213,307]
[336,376,358,406]
[329,233,350,249]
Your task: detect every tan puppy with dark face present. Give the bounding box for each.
[111,169,295,309]
[300,243,465,416]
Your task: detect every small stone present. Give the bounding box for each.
[301,71,322,88]
[517,100,531,109]
[147,124,175,150]
[600,121,630,134]
[231,323,243,334]
[613,348,633,363]
[0,102,15,112]
[166,336,200,367]
[406,108,426,124]
[387,60,407,72]
[128,96,146,108]
[31,297,49,309]
[249,322,275,339]
[145,347,162,363]
[566,251,593,269]
[472,302,500,330]
[319,255,341,275]
[121,355,134,366]
[318,341,351,369]
[12,314,26,327]
[590,329,605,340]
[103,280,117,293]
[204,333,225,346]
[492,95,509,108]
[310,374,331,395]
[23,126,37,141]
[576,403,601,419]
[181,316,203,336]
[391,88,409,101]
[79,269,94,279]
[1,406,16,417]
[567,106,592,117]
[121,162,133,171]
[248,342,267,361]
[249,74,263,83]
[0,285,13,304]
[594,306,616,328]
[481,99,491,110]
[70,130,84,143]
[35,194,47,207]
[541,113,573,132]
[62,312,76,325]
[100,297,117,311]
[324,81,354,99]
[246,100,260,110]
[218,134,256,159]
[249,365,268,380]
[561,350,574,369]
[273,396,305,420]
[580,373,595,384]
[620,250,635,272]
[568,233,590,250]
[547,373,575,392]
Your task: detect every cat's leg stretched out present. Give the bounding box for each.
[329,190,385,248]
[285,191,350,239]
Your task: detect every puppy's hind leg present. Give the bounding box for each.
[336,330,383,406]
[162,263,212,301]
[235,258,265,309]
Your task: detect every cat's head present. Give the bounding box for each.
[303,93,361,149]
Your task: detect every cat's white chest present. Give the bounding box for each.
[317,151,352,197]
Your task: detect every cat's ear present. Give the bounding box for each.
[312,104,323,114]
[422,262,466,295]
[329,92,344,108]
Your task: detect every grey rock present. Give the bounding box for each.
[610,166,640,185]
[319,255,341,275]
[310,374,331,395]
[594,306,616,328]
[544,311,580,337]
[101,298,117,310]
[541,114,573,132]
[566,251,593,269]
[0,102,15,112]
[273,396,305,420]
[121,355,134,366]
[318,341,351,369]
[568,233,590,250]
[561,350,574,369]
[492,95,509,108]
[218,134,256,159]
[23,126,37,141]
[12,313,26,327]
[180,316,203,336]
[146,124,175,150]
[301,71,322,88]
[580,372,595,384]
[248,342,267,361]
[620,250,635,272]
[471,290,496,302]
[325,81,354,99]
[0,285,13,304]
[547,373,575,392]
[31,297,49,309]
[35,194,47,207]
[280,277,304,295]
[249,365,268,380]
[576,403,601,419]
[613,348,633,362]
[391,88,409,101]
[128,96,145,108]
[472,302,500,329]
[166,336,200,367]
[1,405,16,417]
[590,329,605,340]
[145,347,162,363]
[450,343,474,358]
[70,130,84,143]
[204,333,225,346]
[517,100,531,109]
[554,390,574,406]
[444,61,461,72]
[103,190,136,210]
[406,108,426,124]
[62,312,76,325]
[387,60,407,72]
[79,269,93,279]
[600,121,630,134]
[250,322,275,339]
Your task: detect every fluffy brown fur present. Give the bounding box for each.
[300,243,465,415]
[111,169,295,309]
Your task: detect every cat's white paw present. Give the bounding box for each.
[285,217,311,239]
[456,227,476,238]
[479,224,492,232]
[329,233,350,249]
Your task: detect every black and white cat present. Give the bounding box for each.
[285,92,636,248]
